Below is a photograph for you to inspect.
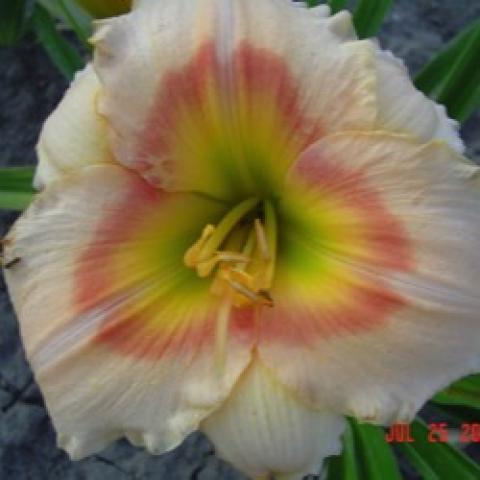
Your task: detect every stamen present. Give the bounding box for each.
[236,227,256,271]
[222,269,274,307]
[195,197,259,263]
[184,224,215,267]
[196,251,250,277]
[257,289,274,307]
[254,218,270,260]
[214,294,233,375]
[225,276,259,303]
[184,198,277,311]
[263,200,278,286]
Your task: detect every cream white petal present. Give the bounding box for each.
[201,358,345,480]
[34,64,112,189]
[260,132,480,425]
[92,0,376,191]
[291,2,331,17]
[374,48,464,152]
[4,164,253,459]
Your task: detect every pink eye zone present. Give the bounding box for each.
[265,151,414,343]
[74,134,414,360]
[135,41,324,197]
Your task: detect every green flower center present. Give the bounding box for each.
[184,197,278,309]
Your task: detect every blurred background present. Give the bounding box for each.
[0,1,479,479]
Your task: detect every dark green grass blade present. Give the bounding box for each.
[328,0,349,14]
[349,419,402,480]
[0,167,35,193]
[435,23,480,122]
[432,403,480,425]
[0,167,35,211]
[353,0,394,38]
[305,0,323,7]
[326,422,360,479]
[415,20,479,95]
[433,375,480,410]
[402,419,480,479]
[415,20,480,122]
[0,192,35,211]
[397,441,440,480]
[305,0,348,13]
[57,0,91,47]
[0,0,31,46]
[32,4,84,80]
[38,0,93,48]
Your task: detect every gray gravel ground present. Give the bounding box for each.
[0,1,479,479]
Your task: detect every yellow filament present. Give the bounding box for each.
[195,197,259,263]
[254,218,270,260]
[214,294,233,375]
[184,198,277,308]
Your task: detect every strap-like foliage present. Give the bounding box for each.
[352,0,394,38]
[326,422,361,479]
[31,4,84,80]
[0,167,35,210]
[399,419,480,480]
[433,374,480,410]
[415,20,480,123]
[0,0,31,46]
[327,420,402,479]
[38,0,92,48]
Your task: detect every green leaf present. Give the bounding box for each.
[402,419,480,480]
[38,0,93,48]
[326,422,360,479]
[415,21,479,95]
[349,419,402,480]
[432,403,480,425]
[433,374,480,410]
[0,167,35,210]
[0,192,35,211]
[415,20,480,122]
[328,0,349,14]
[32,4,84,80]
[397,441,440,480]
[57,0,92,47]
[0,167,35,193]
[352,0,393,39]
[0,0,31,46]
[305,1,349,13]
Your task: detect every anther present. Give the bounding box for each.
[257,289,274,307]
[196,251,250,277]
[184,224,215,267]
[222,271,273,307]
[184,198,277,310]
[195,197,259,263]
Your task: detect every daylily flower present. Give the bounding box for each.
[76,0,131,18]
[4,1,480,479]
